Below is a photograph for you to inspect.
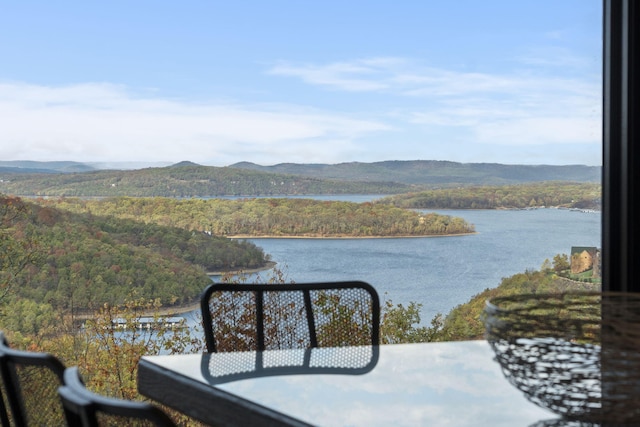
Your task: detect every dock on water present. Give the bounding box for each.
[111,316,187,330]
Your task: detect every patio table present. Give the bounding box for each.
[137,340,559,427]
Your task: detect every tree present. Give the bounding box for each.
[0,196,42,307]
[553,253,570,273]
[380,300,443,344]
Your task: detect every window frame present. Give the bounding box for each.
[602,0,639,292]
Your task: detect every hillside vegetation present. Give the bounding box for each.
[0,160,601,198]
[0,162,410,197]
[378,182,601,210]
[437,267,600,341]
[37,197,476,237]
[384,260,601,344]
[0,195,268,317]
[230,160,601,185]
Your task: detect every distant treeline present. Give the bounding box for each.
[37,197,476,237]
[377,182,601,210]
[0,160,602,198]
[0,162,410,197]
[231,160,601,186]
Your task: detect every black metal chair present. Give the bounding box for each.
[200,281,380,353]
[58,367,176,427]
[0,332,67,426]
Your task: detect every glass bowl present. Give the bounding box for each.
[484,292,640,423]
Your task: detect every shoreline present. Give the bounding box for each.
[226,232,477,239]
[205,261,277,276]
[154,261,280,317]
[144,227,471,317]
[84,232,479,319]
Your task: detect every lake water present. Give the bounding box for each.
[197,196,601,324]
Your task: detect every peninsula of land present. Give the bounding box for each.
[38,197,477,238]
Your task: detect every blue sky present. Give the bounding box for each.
[0,1,602,167]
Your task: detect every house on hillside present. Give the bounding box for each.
[570,246,600,278]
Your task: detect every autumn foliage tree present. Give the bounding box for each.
[37,196,476,238]
[0,196,42,307]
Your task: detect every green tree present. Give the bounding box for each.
[0,196,42,307]
[553,253,570,273]
[380,300,443,344]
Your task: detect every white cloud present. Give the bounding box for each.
[269,60,392,92]
[0,82,388,165]
[476,117,599,145]
[0,51,602,167]
[267,57,601,149]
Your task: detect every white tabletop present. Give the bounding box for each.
[139,341,560,426]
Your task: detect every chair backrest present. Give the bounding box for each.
[200,281,380,353]
[58,367,176,427]
[0,332,66,426]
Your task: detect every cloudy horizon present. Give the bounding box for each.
[0,1,602,167]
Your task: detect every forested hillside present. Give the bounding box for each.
[0,195,268,317]
[0,160,602,198]
[436,265,600,341]
[37,197,476,237]
[378,182,601,210]
[230,160,601,185]
[0,162,410,197]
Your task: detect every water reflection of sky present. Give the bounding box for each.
[210,341,555,427]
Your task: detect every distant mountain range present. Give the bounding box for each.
[0,160,96,174]
[229,160,601,185]
[0,160,601,197]
[0,160,171,173]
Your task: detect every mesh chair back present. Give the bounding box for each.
[0,332,66,427]
[58,367,176,427]
[201,281,380,353]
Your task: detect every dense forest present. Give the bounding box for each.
[231,160,601,185]
[378,182,601,210]
[36,197,476,237]
[0,160,602,198]
[0,162,411,197]
[0,195,268,318]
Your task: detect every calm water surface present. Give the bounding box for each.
[202,202,600,323]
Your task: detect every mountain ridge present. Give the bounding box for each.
[228,160,601,185]
[0,160,601,197]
